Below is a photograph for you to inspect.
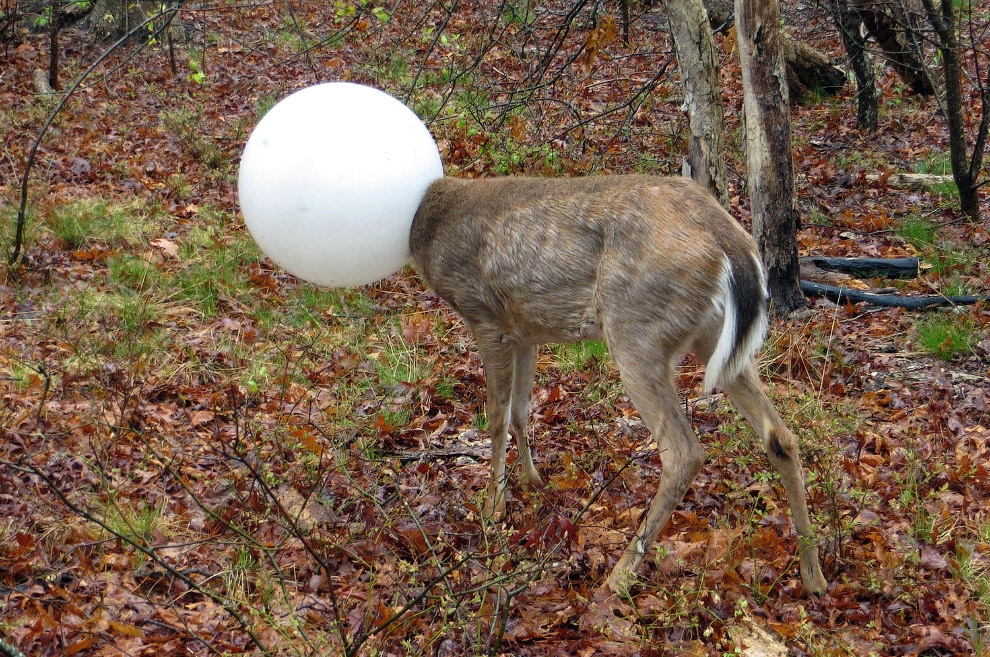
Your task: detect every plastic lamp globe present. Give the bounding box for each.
[238,82,444,287]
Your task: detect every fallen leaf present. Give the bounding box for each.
[150,238,179,258]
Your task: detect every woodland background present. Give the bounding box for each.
[1,0,990,655]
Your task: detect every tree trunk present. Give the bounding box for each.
[699,0,845,102]
[734,0,805,314]
[829,0,878,131]
[921,0,982,220]
[664,0,729,208]
[854,0,935,96]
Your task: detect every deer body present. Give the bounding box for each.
[410,175,827,594]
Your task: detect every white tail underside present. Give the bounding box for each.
[703,254,769,394]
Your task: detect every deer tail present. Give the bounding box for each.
[703,251,769,394]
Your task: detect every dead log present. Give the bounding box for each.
[864,172,953,189]
[801,281,989,308]
[782,38,847,99]
[806,256,921,279]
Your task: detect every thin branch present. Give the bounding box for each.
[9,460,271,655]
[10,3,183,265]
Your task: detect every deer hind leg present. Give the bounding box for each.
[721,360,828,595]
[605,336,707,592]
[475,334,515,520]
[510,344,542,488]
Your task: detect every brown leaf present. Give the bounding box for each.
[919,546,948,571]
[65,636,96,655]
[150,238,179,258]
[401,314,433,345]
[188,409,215,427]
[109,620,145,637]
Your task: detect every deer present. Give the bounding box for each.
[409,174,828,595]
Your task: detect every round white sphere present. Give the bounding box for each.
[238,82,444,287]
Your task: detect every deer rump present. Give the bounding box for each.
[408,174,826,594]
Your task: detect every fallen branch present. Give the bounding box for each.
[0,637,25,657]
[864,173,954,189]
[806,256,921,279]
[801,281,989,308]
[387,444,488,462]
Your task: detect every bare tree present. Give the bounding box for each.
[919,0,988,221]
[735,0,804,314]
[827,0,880,131]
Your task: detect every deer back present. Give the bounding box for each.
[409,175,767,369]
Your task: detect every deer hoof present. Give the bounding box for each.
[802,564,828,596]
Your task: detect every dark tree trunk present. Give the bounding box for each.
[830,0,878,131]
[921,0,983,220]
[855,0,935,96]
[735,0,805,314]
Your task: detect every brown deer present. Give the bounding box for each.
[409,175,827,594]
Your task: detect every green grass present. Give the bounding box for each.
[108,254,161,291]
[98,495,173,567]
[914,312,978,360]
[927,248,972,276]
[896,215,938,249]
[912,152,952,176]
[172,223,259,317]
[375,329,428,386]
[548,340,609,373]
[47,198,155,249]
[941,277,972,298]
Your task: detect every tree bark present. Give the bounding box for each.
[664,0,729,208]
[735,0,804,315]
[854,0,935,96]
[781,37,847,101]
[921,0,982,220]
[829,0,879,130]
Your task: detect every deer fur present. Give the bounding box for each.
[409,174,827,594]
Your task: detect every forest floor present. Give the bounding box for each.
[1,1,989,655]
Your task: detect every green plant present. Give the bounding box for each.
[896,215,938,249]
[549,340,609,373]
[187,57,207,84]
[805,206,833,227]
[162,107,227,169]
[914,312,978,360]
[108,254,160,291]
[47,198,153,249]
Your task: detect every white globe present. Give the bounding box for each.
[238,82,444,287]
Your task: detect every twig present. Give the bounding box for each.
[9,461,271,656]
[10,3,182,265]
[34,365,50,427]
[573,451,643,525]
[0,637,25,657]
[801,280,990,308]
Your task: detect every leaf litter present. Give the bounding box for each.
[1,1,989,655]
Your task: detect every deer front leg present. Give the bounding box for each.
[476,336,515,520]
[510,343,542,488]
[723,361,828,595]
